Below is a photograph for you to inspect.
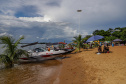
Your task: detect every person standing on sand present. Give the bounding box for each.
[112,42,114,47]
[100,42,102,46]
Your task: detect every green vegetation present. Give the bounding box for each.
[72,34,83,52]
[0,36,28,68]
[72,27,126,51]
[93,27,126,41]
[82,35,92,42]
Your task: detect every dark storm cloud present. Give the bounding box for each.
[15,5,41,17]
[0,0,126,43]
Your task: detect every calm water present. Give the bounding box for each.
[0,44,47,54]
[0,60,62,84]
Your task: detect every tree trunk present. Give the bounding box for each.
[78,43,80,52]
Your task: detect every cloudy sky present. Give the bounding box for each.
[0,0,126,43]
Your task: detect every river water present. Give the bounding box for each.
[0,44,47,54]
[0,60,62,84]
[0,44,62,84]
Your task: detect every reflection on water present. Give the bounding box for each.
[0,60,62,84]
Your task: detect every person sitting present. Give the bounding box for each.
[106,45,109,53]
[98,45,102,53]
[103,46,106,53]
[103,44,110,53]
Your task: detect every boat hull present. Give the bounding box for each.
[20,50,67,60]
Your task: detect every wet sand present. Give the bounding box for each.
[57,46,126,84]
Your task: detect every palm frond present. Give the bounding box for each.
[0,36,14,54]
[0,54,10,63]
[14,36,24,47]
[0,36,27,68]
[72,35,83,52]
[72,40,77,43]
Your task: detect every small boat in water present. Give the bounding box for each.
[20,42,74,61]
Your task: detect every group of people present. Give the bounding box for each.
[98,44,109,53]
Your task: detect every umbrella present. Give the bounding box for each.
[113,39,122,42]
[86,35,104,42]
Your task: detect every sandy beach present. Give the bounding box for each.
[55,46,126,84]
[0,46,126,84]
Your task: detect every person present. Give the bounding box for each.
[54,47,57,51]
[90,43,92,48]
[100,42,102,46]
[48,47,50,51]
[103,45,107,53]
[98,45,102,53]
[52,45,54,50]
[106,45,109,53]
[112,42,114,47]
[104,43,107,46]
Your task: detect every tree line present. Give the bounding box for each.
[72,27,126,52]
[92,27,126,41]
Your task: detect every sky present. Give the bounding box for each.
[0,0,126,43]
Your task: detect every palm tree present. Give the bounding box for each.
[0,36,28,68]
[72,34,83,52]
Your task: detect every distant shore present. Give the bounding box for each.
[52,46,126,84]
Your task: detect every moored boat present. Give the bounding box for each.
[20,48,67,60]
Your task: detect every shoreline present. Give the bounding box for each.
[0,46,126,84]
[55,46,126,84]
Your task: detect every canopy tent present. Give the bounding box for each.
[113,39,122,42]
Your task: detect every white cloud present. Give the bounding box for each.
[0,32,13,36]
[19,17,44,22]
[63,27,78,37]
[19,15,52,22]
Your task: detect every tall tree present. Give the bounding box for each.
[92,27,126,41]
[0,36,28,68]
[107,28,113,32]
[93,30,99,35]
[105,36,117,41]
[120,29,126,41]
[112,31,122,38]
[93,30,111,37]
